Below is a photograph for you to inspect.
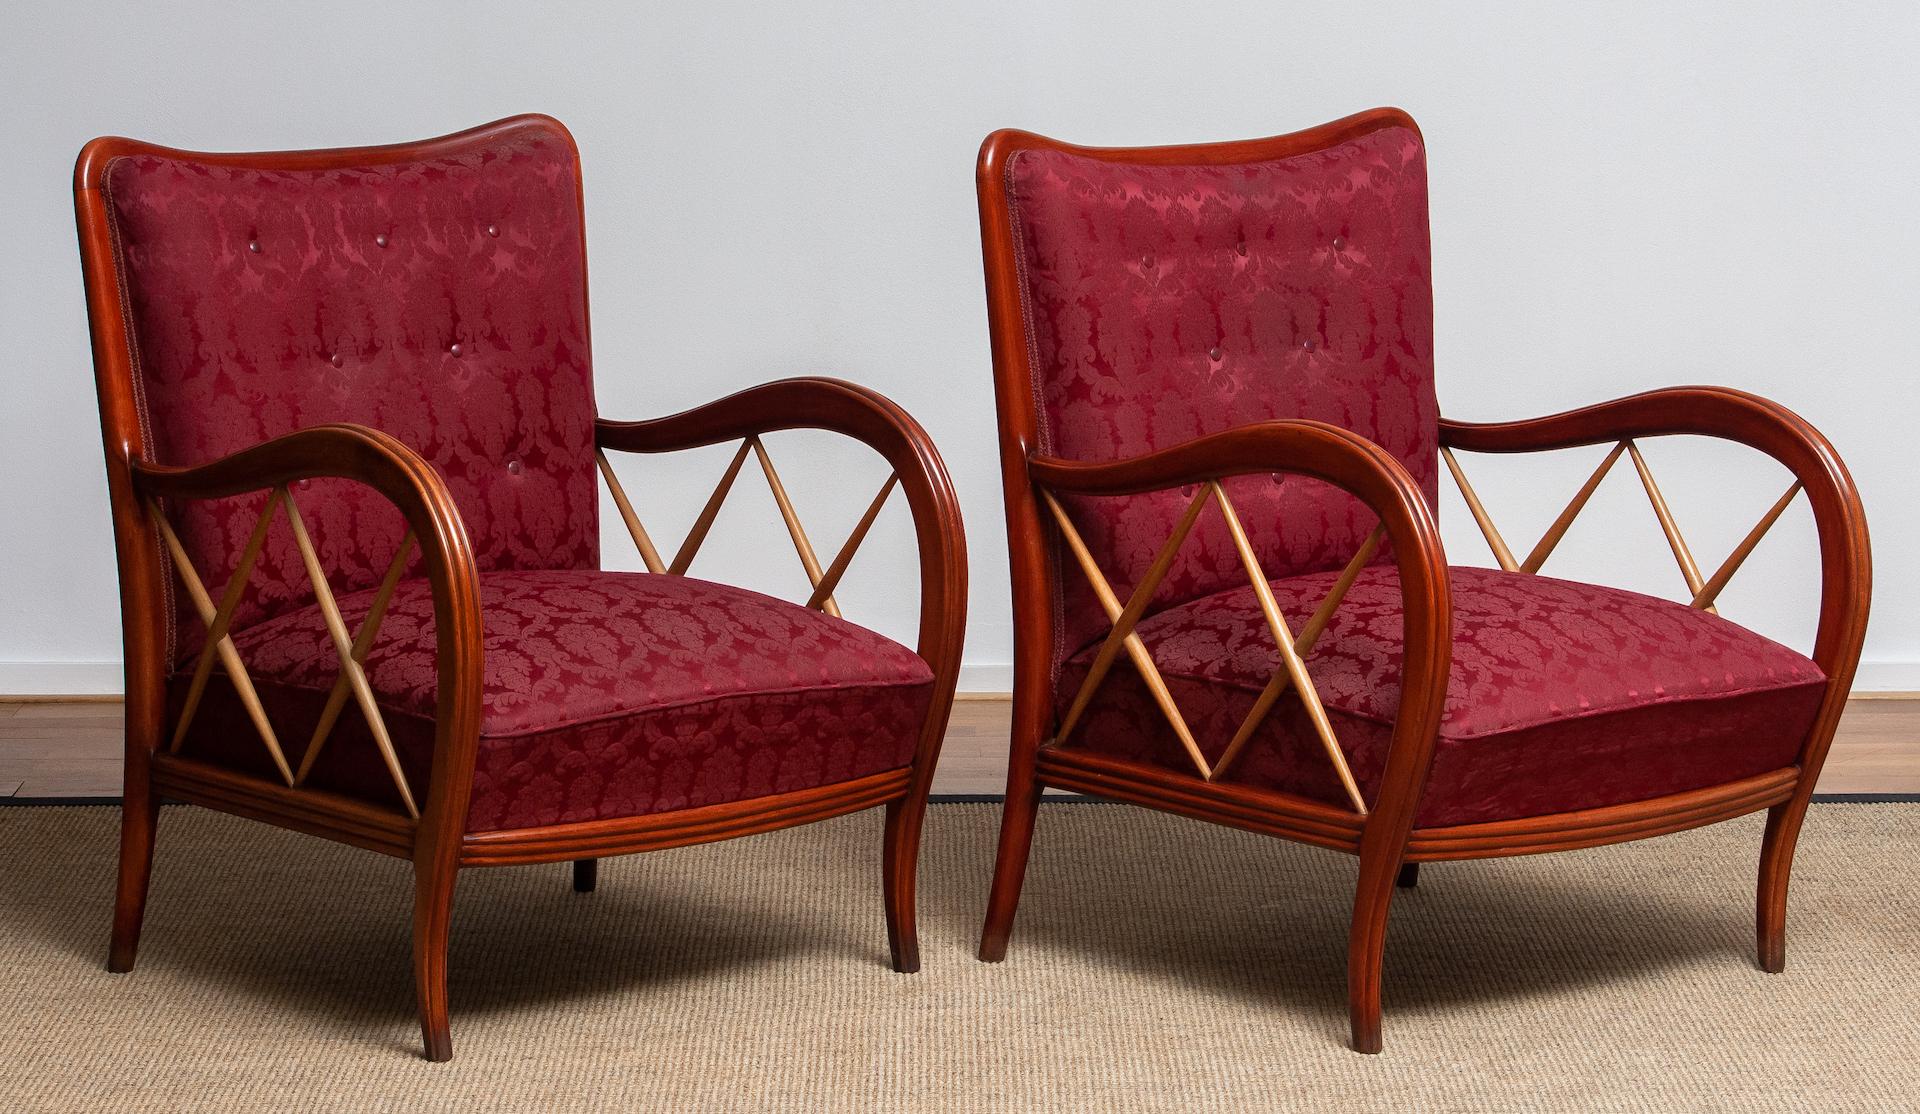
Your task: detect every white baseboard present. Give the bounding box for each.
[1,658,1913,698]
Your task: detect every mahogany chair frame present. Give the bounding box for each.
[75,117,966,1061]
[972,109,1870,1053]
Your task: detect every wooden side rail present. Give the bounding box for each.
[1441,436,1797,614]
[1039,482,1379,809]
[1441,386,1869,968]
[593,434,895,619]
[1028,418,1452,828]
[1439,385,1870,757]
[132,423,486,843]
[596,376,968,776]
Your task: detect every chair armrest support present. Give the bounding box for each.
[132,423,486,856]
[1440,386,1870,688]
[1442,385,1869,795]
[597,377,968,773]
[1031,418,1452,852]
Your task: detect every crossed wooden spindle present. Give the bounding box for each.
[595,439,898,617]
[151,489,420,819]
[292,526,417,811]
[154,491,293,784]
[1044,484,1373,814]
[1441,440,1803,613]
[153,437,898,819]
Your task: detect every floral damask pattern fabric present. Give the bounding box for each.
[1007,126,1438,669]
[173,570,934,830]
[1058,566,1825,826]
[104,124,598,665]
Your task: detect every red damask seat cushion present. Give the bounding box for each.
[1058,566,1824,827]
[173,571,934,831]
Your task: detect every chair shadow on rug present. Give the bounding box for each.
[970,108,1868,1052]
[0,803,1820,1056]
[983,805,1766,1036]
[0,807,891,1054]
[72,114,966,1060]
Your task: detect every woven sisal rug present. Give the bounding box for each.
[1,802,1914,1111]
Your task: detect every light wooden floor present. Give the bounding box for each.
[2,695,1915,799]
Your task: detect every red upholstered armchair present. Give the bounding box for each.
[972,109,1868,1052]
[74,115,965,1061]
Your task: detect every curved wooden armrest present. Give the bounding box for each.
[132,423,486,840]
[1031,419,1451,841]
[1440,386,1870,685]
[597,377,967,746]
[1443,385,1845,472]
[136,423,471,538]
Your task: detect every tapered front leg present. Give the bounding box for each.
[413,860,459,1061]
[108,762,160,973]
[883,798,926,973]
[978,766,1040,963]
[1348,849,1405,1054]
[571,858,598,893]
[1757,802,1805,973]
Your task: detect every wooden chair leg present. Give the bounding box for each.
[883,797,925,973]
[107,768,159,974]
[412,861,459,1062]
[1395,862,1420,889]
[571,858,598,894]
[1348,852,1404,1054]
[978,770,1041,962]
[1757,802,1804,973]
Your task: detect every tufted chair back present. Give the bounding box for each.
[96,117,599,664]
[997,116,1438,668]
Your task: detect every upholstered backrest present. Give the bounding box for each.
[100,119,598,662]
[1002,120,1438,664]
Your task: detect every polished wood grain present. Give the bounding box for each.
[594,449,668,574]
[751,436,842,618]
[1212,482,1366,813]
[666,439,754,575]
[1626,439,1712,603]
[1051,485,1209,751]
[298,531,416,785]
[1439,446,1519,571]
[149,496,293,780]
[166,487,282,754]
[1403,768,1800,860]
[1442,386,1873,980]
[1041,489,1211,777]
[1213,524,1382,781]
[282,493,420,819]
[972,110,1872,1055]
[807,474,899,611]
[1693,482,1802,610]
[151,752,416,858]
[1521,441,1627,573]
[461,769,911,865]
[73,116,967,1061]
[1444,432,1808,617]
[132,427,486,1062]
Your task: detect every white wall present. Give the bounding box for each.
[2,1,1915,693]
